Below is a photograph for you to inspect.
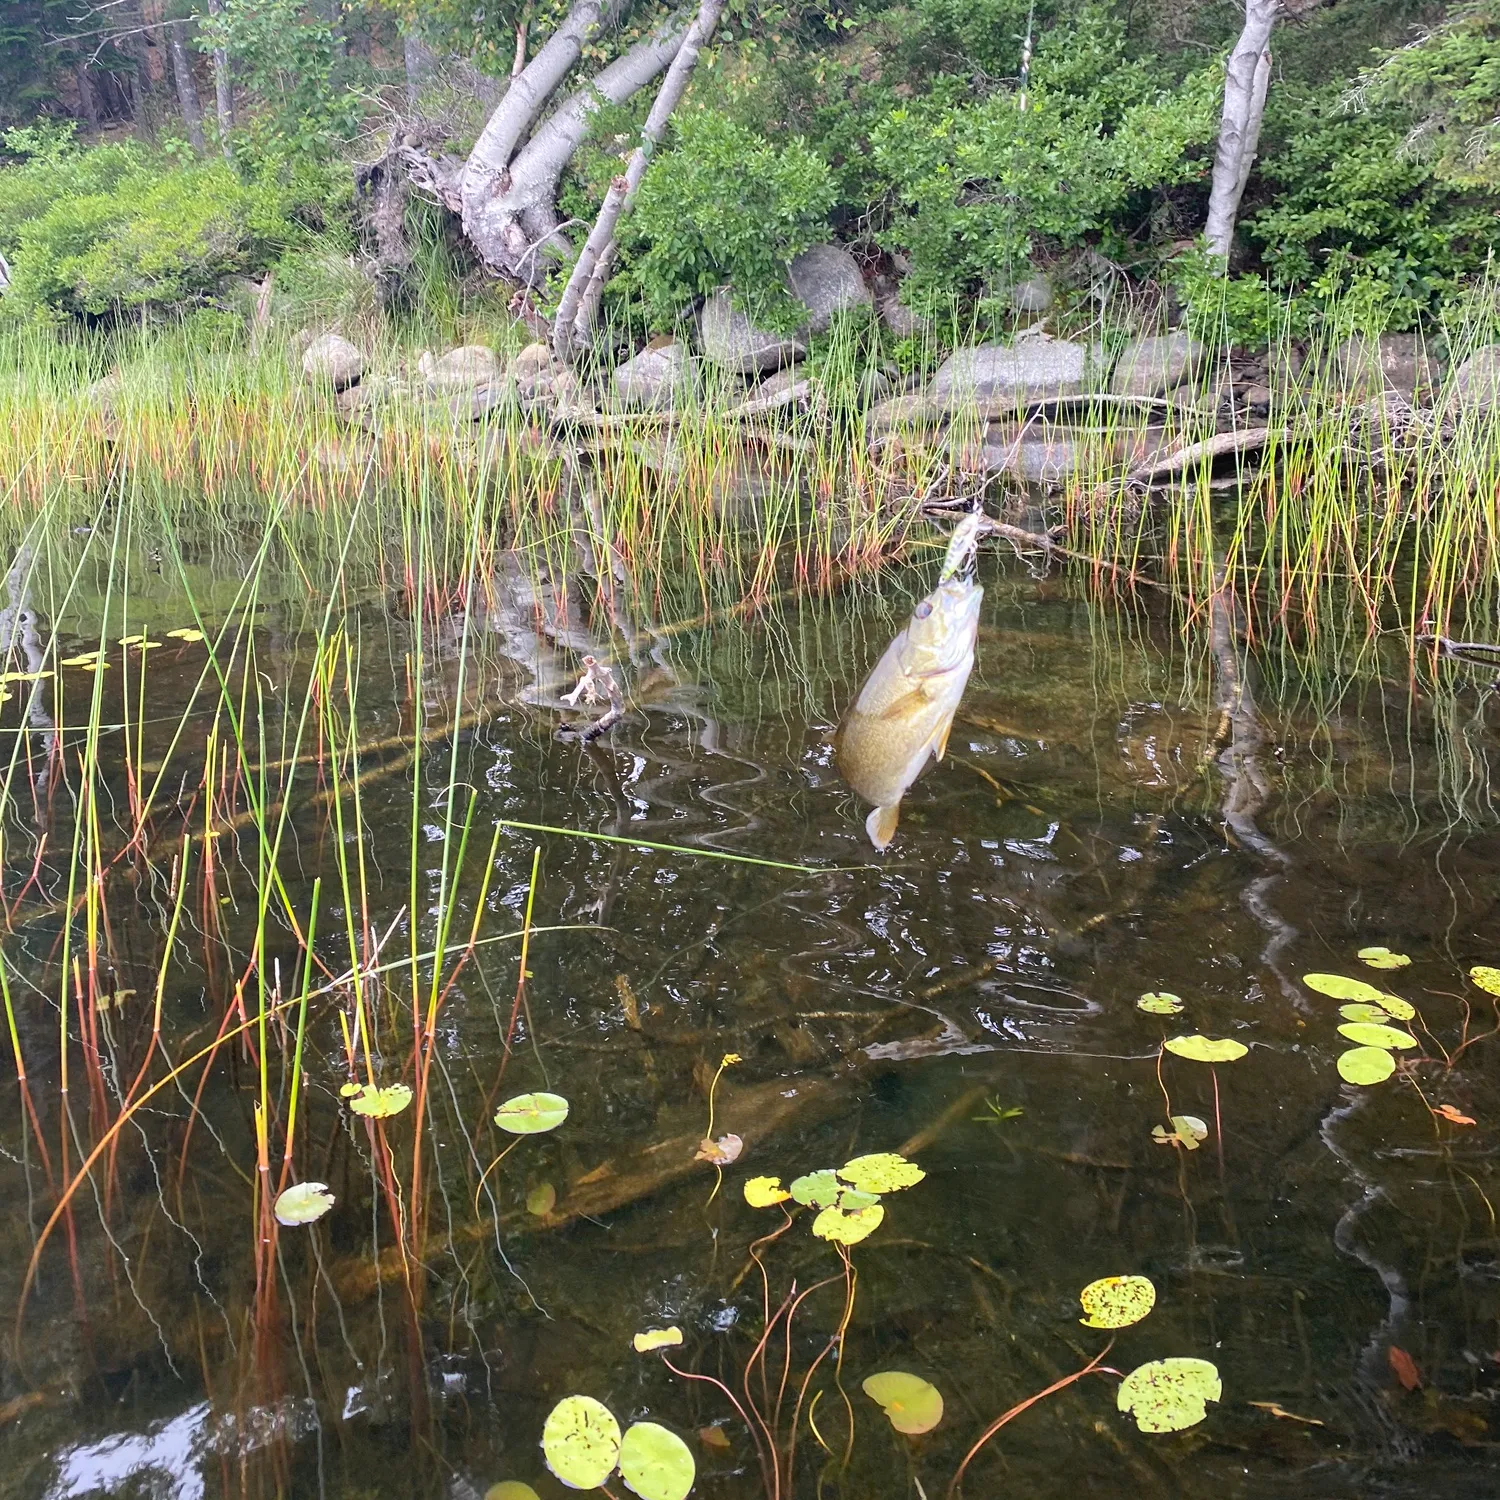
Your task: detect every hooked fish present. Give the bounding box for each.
[836,514,985,850]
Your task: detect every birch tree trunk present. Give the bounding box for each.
[205,0,235,156]
[166,17,206,153]
[1203,0,1279,263]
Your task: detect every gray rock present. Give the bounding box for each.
[612,342,691,410]
[1337,333,1439,404]
[420,344,500,390]
[698,289,807,375]
[302,332,365,391]
[877,292,928,340]
[1009,275,1054,314]
[787,244,872,334]
[1110,333,1204,399]
[866,392,942,435]
[727,365,815,418]
[932,337,1087,410]
[1451,344,1500,410]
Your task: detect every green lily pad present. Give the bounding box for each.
[494,1092,570,1134]
[348,1083,413,1119]
[1136,992,1184,1015]
[1377,995,1416,1021]
[862,1371,944,1434]
[1337,1022,1418,1050]
[811,1203,884,1245]
[1117,1357,1221,1433]
[835,1188,881,1212]
[1339,1003,1394,1023]
[1470,965,1500,997]
[485,1485,540,1500]
[619,1422,695,1500]
[273,1182,335,1226]
[1078,1274,1156,1329]
[526,1181,557,1217]
[1358,946,1411,970]
[790,1170,843,1209]
[541,1395,621,1490]
[838,1152,926,1194]
[1151,1115,1209,1150]
[1164,1035,1248,1063]
[1302,973,1386,1003]
[1337,1046,1396,1085]
[743,1176,791,1208]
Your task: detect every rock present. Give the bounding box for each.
[698,289,807,375]
[931,338,1087,411]
[866,392,942,434]
[1240,383,1273,413]
[727,365,815,418]
[420,344,500,390]
[877,291,927,340]
[1009,275,1054,314]
[512,341,554,375]
[787,244,872,334]
[302,333,364,391]
[1450,344,1500,410]
[1110,333,1204,399]
[334,377,387,431]
[1336,333,1439,404]
[612,342,692,410]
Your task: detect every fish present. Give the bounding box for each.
[836,514,985,850]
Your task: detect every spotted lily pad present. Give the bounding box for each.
[1377,994,1416,1021]
[1339,1003,1395,1023]
[1470,966,1500,997]
[348,1083,413,1119]
[494,1092,569,1134]
[837,1153,925,1194]
[632,1327,684,1353]
[1337,1047,1396,1085]
[1117,1357,1221,1433]
[1358,946,1411,970]
[862,1371,944,1434]
[790,1170,843,1209]
[1137,992,1184,1015]
[1164,1035,1248,1063]
[618,1421,695,1500]
[1079,1275,1156,1329]
[811,1203,884,1245]
[541,1395,621,1490]
[743,1176,791,1208]
[1337,1022,1418,1051]
[273,1181,335,1226]
[1302,973,1386,1003]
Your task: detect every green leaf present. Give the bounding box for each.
[1136,992,1184,1015]
[494,1091,570,1134]
[835,1188,881,1212]
[1337,1046,1396,1085]
[1339,1003,1394,1023]
[619,1422,695,1500]
[811,1203,884,1245]
[1357,946,1411,969]
[1470,965,1500,997]
[862,1371,944,1434]
[526,1181,557,1217]
[486,1486,541,1500]
[1302,973,1386,1003]
[542,1395,622,1490]
[273,1181,334,1226]
[347,1083,413,1119]
[1337,1022,1418,1050]
[1164,1035,1248,1063]
[837,1152,926,1193]
[1117,1357,1221,1433]
[1377,995,1416,1020]
[789,1170,843,1208]
[1078,1274,1156,1329]
[1152,1115,1208,1150]
[743,1176,791,1208]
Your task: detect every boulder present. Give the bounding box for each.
[866,392,942,435]
[1451,344,1500,410]
[1336,333,1439,404]
[698,289,807,375]
[726,364,815,418]
[1110,333,1204,399]
[877,291,927,340]
[1008,275,1054,314]
[612,342,692,410]
[302,333,364,392]
[419,344,500,389]
[787,244,872,334]
[931,337,1086,411]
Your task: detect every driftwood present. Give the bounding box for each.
[1126,425,1272,482]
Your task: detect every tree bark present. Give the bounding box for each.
[204,0,235,155]
[166,17,206,153]
[1203,0,1278,263]
[554,0,723,354]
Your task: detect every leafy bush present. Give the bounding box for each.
[613,108,836,330]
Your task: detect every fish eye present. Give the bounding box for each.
[914,601,933,620]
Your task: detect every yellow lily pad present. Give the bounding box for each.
[632,1327,684,1353]
[1117,1357,1221,1433]
[1358,946,1410,970]
[1302,973,1385,1003]
[861,1371,944,1434]
[811,1203,884,1245]
[1337,1047,1396,1085]
[743,1176,791,1208]
[542,1395,621,1490]
[1164,1035,1248,1063]
[1339,1003,1394,1023]
[1377,995,1416,1020]
[618,1421,695,1500]
[837,1152,925,1193]
[1337,1022,1418,1050]
[166,627,206,642]
[1079,1274,1156,1329]
[1470,965,1500,997]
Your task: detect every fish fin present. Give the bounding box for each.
[866,803,900,851]
[930,709,958,761]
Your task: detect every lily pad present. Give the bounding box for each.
[1377,995,1416,1021]
[1302,973,1386,1003]
[837,1152,925,1194]
[1337,1047,1396,1085]
[1078,1274,1156,1329]
[619,1422,695,1500]
[166,627,205,642]
[1164,1035,1248,1063]
[862,1371,944,1434]
[835,1188,881,1212]
[526,1182,557,1217]
[273,1182,335,1226]
[541,1395,621,1491]
[348,1083,413,1119]
[694,1133,742,1165]
[1117,1357,1221,1434]
[632,1327,684,1353]
[1337,1022,1418,1051]
[1470,965,1500,997]
[811,1203,884,1245]
[494,1091,570,1134]
[1358,946,1411,970]
[790,1170,843,1209]
[1152,1116,1208,1150]
[1339,1003,1394,1023]
[485,1485,541,1500]
[1137,992,1185,1015]
[743,1176,791,1208]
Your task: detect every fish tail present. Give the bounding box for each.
[866,803,900,851]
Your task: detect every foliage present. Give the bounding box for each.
[861,1371,944,1434]
[1117,1357,1222,1433]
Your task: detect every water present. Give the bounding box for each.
[2,531,1499,1500]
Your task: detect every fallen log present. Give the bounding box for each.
[1126,425,1273,482]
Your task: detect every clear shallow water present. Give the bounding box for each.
[2,534,1499,1500]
